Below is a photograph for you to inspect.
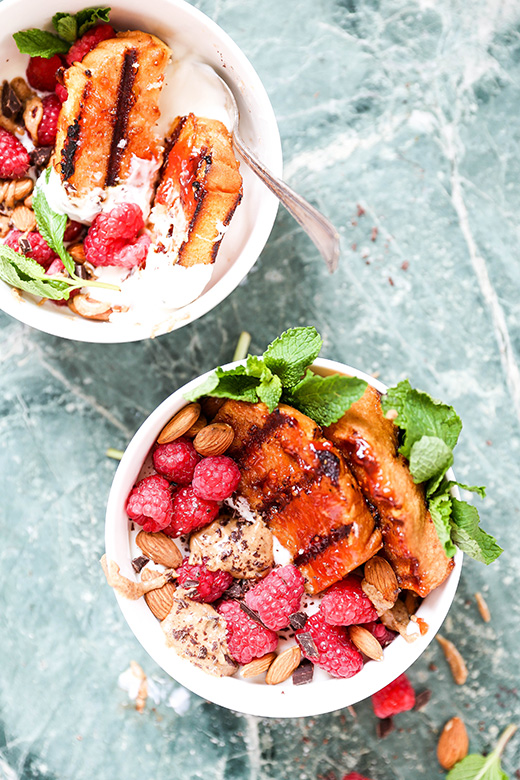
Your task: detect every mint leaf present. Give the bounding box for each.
[450,499,502,564]
[257,373,282,412]
[245,354,269,379]
[184,365,259,404]
[429,492,457,557]
[408,435,453,484]
[52,13,78,43]
[447,754,507,780]
[33,174,74,274]
[183,373,220,402]
[263,326,322,388]
[382,379,462,459]
[0,246,71,300]
[75,7,111,36]
[284,371,367,427]
[13,29,70,57]
[452,482,487,499]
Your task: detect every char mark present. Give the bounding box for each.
[294,524,353,567]
[316,450,340,486]
[210,189,242,263]
[105,48,138,187]
[60,115,82,181]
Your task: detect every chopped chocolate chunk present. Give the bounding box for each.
[239,601,269,629]
[414,689,432,711]
[2,80,22,119]
[181,579,200,589]
[376,717,395,739]
[289,611,308,630]
[74,263,91,280]
[292,660,314,686]
[296,631,319,659]
[131,555,149,573]
[19,237,31,253]
[30,146,53,170]
[223,580,244,599]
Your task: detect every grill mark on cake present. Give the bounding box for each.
[160,115,188,179]
[60,79,93,181]
[293,524,353,566]
[178,149,212,259]
[210,190,243,262]
[105,48,138,187]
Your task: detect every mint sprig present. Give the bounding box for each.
[383,380,501,564]
[33,169,74,274]
[185,327,367,424]
[447,724,516,780]
[14,7,111,59]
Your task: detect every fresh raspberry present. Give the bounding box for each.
[371,673,415,718]
[164,486,219,537]
[176,559,233,603]
[4,229,57,268]
[66,23,115,66]
[153,439,200,485]
[0,128,30,179]
[245,565,304,630]
[192,456,241,501]
[297,612,364,678]
[362,620,396,648]
[84,203,150,268]
[126,475,173,533]
[63,220,85,242]
[37,94,61,146]
[218,599,278,664]
[26,54,63,92]
[55,83,68,103]
[321,575,378,627]
[46,258,65,275]
[343,774,373,780]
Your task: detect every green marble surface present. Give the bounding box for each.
[1,0,520,777]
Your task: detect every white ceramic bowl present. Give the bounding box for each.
[105,358,462,717]
[0,0,282,342]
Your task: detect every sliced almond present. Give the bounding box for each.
[364,556,399,605]
[186,414,207,437]
[436,635,468,685]
[23,95,43,144]
[475,592,491,623]
[348,625,383,661]
[136,531,182,569]
[380,599,417,643]
[0,214,10,237]
[193,422,234,456]
[158,403,201,444]
[0,177,33,208]
[141,567,176,620]
[241,652,277,679]
[100,555,175,600]
[361,580,396,615]
[437,717,469,769]
[11,205,36,232]
[68,294,112,321]
[265,645,301,685]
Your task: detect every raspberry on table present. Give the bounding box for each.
[84,203,150,268]
[371,673,415,718]
[362,620,396,648]
[321,575,378,627]
[176,559,233,603]
[245,565,304,630]
[126,474,173,533]
[4,230,57,268]
[297,612,364,678]
[55,83,68,104]
[153,439,200,485]
[66,23,115,66]
[218,599,278,664]
[192,455,241,501]
[37,94,61,146]
[343,774,373,780]
[164,486,219,537]
[0,128,30,179]
[26,54,63,92]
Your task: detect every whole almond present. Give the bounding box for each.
[364,556,399,604]
[141,567,175,620]
[361,580,396,615]
[437,717,469,769]
[11,205,36,232]
[194,422,234,456]
[241,652,277,678]
[68,242,86,264]
[158,403,201,444]
[136,531,182,569]
[348,625,383,661]
[436,635,468,685]
[266,645,301,685]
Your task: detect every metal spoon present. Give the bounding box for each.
[196,63,340,273]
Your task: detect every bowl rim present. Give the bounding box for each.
[105,357,462,718]
[0,0,283,342]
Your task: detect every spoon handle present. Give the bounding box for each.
[232,134,340,273]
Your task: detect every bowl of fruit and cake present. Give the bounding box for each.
[104,327,501,717]
[0,0,282,341]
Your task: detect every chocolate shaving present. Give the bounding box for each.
[2,80,22,119]
[376,717,395,739]
[289,611,308,630]
[19,237,31,253]
[296,631,319,659]
[131,555,149,573]
[292,660,314,686]
[223,581,244,599]
[414,689,432,711]
[31,146,53,170]
[239,601,270,630]
[181,579,200,589]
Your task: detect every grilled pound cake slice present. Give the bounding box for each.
[214,400,382,594]
[326,385,454,597]
[150,114,242,266]
[54,30,170,203]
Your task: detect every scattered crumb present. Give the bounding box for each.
[475,592,491,623]
[351,243,357,251]
[401,261,409,271]
[370,227,378,241]
[357,204,365,217]
[388,277,395,286]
